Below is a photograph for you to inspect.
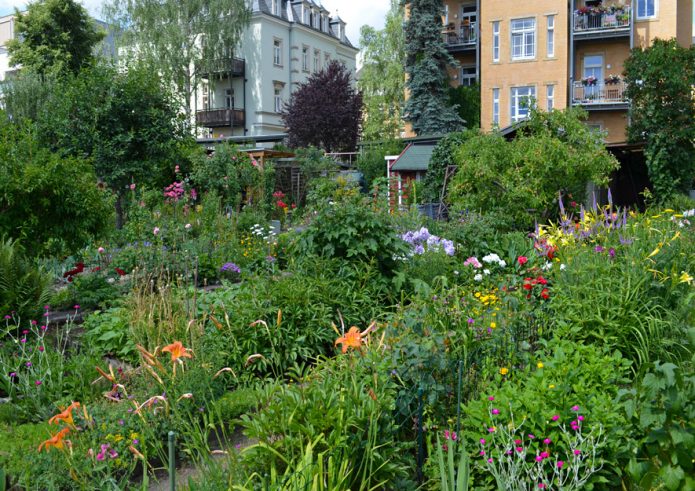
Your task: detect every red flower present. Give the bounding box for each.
[517,256,528,266]
[276,200,288,209]
[540,288,550,300]
[91,266,101,272]
[115,268,126,276]
[537,276,548,286]
[523,278,534,291]
[291,203,296,209]
[63,262,85,279]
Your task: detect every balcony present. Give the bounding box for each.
[196,108,245,128]
[573,6,630,39]
[443,21,477,52]
[572,80,628,109]
[199,57,245,79]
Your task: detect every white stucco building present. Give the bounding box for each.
[195,0,359,138]
[0,14,18,82]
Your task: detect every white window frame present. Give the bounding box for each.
[460,65,477,87]
[313,49,320,72]
[510,86,536,122]
[274,85,283,113]
[547,16,555,58]
[273,38,282,66]
[492,88,500,126]
[302,45,309,72]
[492,21,500,62]
[443,4,449,25]
[546,85,554,111]
[636,0,657,19]
[225,88,233,109]
[511,17,536,61]
[271,0,279,16]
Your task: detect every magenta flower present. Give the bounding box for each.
[480,450,486,456]
[41,325,47,331]
[491,408,500,415]
[538,484,546,489]
[535,455,543,462]
[26,362,32,367]
[540,451,549,459]
[488,396,494,401]
[488,427,496,433]
[528,434,535,439]
[74,305,80,310]
[35,380,42,386]
[38,346,44,352]
[551,414,559,421]
[3,315,10,320]
[557,461,564,469]
[543,438,551,445]
[514,439,522,444]
[480,438,486,445]
[31,320,37,325]
[578,415,585,421]
[574,449,581,456]
[487,457,493,463]
[153,227,160,236]
[571,405,580,411]
[9,372,16,378]
[44,305,50,310]
[22,329,29,334]
[515,447,523,453]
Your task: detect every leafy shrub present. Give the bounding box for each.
[357,140,405,189]
[213,387,261,421]
[420,130,476,203]
[0,237,51,320]
[82,308,137,363]
[448,108,619,229]
[298,196,409,277]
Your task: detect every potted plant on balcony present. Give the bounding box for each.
[582,76,598,86]
[605,74,621,85]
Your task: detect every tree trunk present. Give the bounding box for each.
[115,193,124,230]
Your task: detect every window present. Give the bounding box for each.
[314,49,320,72]
[302,46,309,71]
[303,7,310,24]
[492,21,500,62]
[511,17,535,60]
[546,16,555,57]
[460,66,477,86]
[273,39,282,66]
[443,4,449,24]
[492,88,500,126]
[636,0,656,19]
[225,88,233,109]
[325,53,331,67]
[510,86,536,122]
[202,84,209,109]
[546,85,554,111]
[271,0,279,16]
[274,86,283,113]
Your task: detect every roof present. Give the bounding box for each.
[391,143,436,172]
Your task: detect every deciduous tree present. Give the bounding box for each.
[282,60,363,152]
[358,0,406,141]
[7,0,104,76]
[624,38,695,199]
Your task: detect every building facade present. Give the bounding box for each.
[440,0,692,143]
[194,0,358,138]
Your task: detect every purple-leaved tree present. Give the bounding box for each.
[282,60,363,152]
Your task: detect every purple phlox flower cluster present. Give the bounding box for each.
[220,262,241,274]
[401,227,455,256]
[164,181,185,202]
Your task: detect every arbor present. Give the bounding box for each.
[624,39,695,200]
[358,0,406,141]
[402,0,463,135]
[448,108,619,229]
[105,0,250,121]
[282,60,363,152]
[6,0,104,76]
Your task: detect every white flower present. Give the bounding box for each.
[184,223,192,230]
[498,260,506,268]
[560,264,566,271]
[482,253,501,264]
[483,269,491,275]
[453,270,459,276]
[682,209,694,218]
[107,278,116,284]
[541,262,553,271]
[474,274,483,281]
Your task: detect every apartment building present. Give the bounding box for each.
[195,0,358,138]
[0,14,17,82]
[441,0,692,144]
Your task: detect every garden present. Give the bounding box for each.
[1,98,694,491]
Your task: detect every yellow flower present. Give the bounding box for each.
[537,362,544,369]
[678,272,693,285]
[499,367,509,376]
[490,322,497,329]
[113,434,124,443]
[548,384,555,389]
[647,245,661,258]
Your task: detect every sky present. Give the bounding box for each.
[0,0,390,48]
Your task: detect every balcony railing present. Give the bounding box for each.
[443,22,477,47]
[573,7,630,33]
[196,108,245,128]
[198,57,245,78]
[572,80,628,105]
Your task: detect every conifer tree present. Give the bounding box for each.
[402,0,463,135]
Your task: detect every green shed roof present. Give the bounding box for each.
[391,144,436,171]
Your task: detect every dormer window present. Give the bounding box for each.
[271,0,279,16]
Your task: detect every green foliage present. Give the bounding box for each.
[0,116,114,256]
[192,143,263,209]
[435,435,470,491]
[6,0,104,76]
[402,0,463,135]
[83,308,137,363]
[240,349,414,489]
[213,387,260,421]
[358,0,406,141]
[448,83,481,129]
[356,140,405,189]
[448,107,619,229]
[0,237,51,320]
[298,197,409,277]
[105,0,250,118]
[624,39,695,199]
[420,130,475,203]
[70,274,122,311]
[618,357,695,491]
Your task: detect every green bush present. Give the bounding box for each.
[0,237,52,320]
[83,307,137,363]
[420,130,476,203]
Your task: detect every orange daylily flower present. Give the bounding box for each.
[335,326,367,353]
[162,341,193,363]
[38,427,71,452]
[48,402,81,426]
